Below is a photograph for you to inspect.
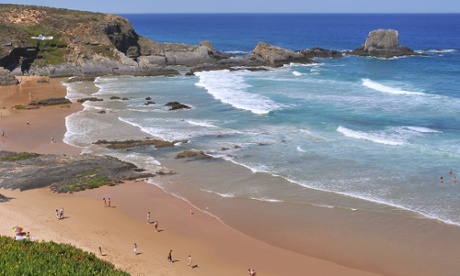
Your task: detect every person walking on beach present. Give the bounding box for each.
[55,209,60,220]
[248,268,257,276]
[167,249,173,263]
[107,197,111,207]
[133,243,138,256]
[147,211,151,224]
[103,198,106,207]
[188,255,193,268]
[153,220,159,232]
[59,208,64,219]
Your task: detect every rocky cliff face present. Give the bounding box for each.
[0,4,227,77]
[348,29,424,58]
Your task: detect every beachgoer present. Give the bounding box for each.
[133,243,137,256]
[167,249,173,262]
[188,255,192,267]
[450,168,453,177]
[26,120,29,126]
[2,131,5,137]
[440,176,444,184]
[107,198,111,207]
[147,211,151,224]
[103,198,106,207]
[248,268,257,276]
[59,208,64,219]
[55,209,60,219]
[189,208,194,215]
[454,177,457,184]
[153,220,159,232]
[51,137,55,143]
[99,246,103,255]
[26,232,30,239]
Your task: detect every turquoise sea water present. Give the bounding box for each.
[64,14,460,227]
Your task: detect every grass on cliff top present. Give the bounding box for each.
[0,236,129,276]
[0,152,39,161]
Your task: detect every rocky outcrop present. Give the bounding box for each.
[164,102,191,111]
[175,150,212,159]
[297,48,343,58]
[0,151,156,193]
[348,29,424,58]
[0,67,18,85]
[187,42,326,75]
[249,42,317,67]
[93,138,187,149]
[28,97,71,106]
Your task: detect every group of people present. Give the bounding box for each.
[55,208,64,220]
[440,168,457,185]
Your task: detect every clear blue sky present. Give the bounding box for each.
[2,0,460,14]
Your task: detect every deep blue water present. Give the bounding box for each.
[123,14,460,51]
[65,14,460,226]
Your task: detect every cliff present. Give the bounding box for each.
[0,4,227,77]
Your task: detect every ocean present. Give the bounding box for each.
[63,14,460,274]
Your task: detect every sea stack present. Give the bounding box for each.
[349,29,424,58]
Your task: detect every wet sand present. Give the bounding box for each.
[0,77,378,275]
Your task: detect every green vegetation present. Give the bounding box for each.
[0,236,129,275]
[0,152,39,161]
[92,44,117,59]
[67,176,121,192]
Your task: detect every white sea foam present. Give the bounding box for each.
[403,126,441,134]
[337,126,404,146]
[186,120,218,128]
[296,146,306,152]
[362,79,425,96]
[250,197,284,203]
[427,49,456,53]
[292,71,302,76]
[195,70,284,115]
[201,189,236,198]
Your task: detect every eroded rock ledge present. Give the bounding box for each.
[0,151,158,193]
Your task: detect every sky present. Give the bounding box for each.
[2,0,460,14]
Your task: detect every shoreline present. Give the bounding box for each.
[0,78,377,275]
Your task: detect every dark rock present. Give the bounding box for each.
[165,101,191,111]
[347,29,425,58]
[29,97,71,106]
[145,101,155,105]
[122,97,129,100]
[0,193,11,202]
[145,97,152,100]
[110,96,121,100]
[97,110,106,114]
[77,97,103,103]
[93,138,187,149]
[297,47,343,58]
[175,150,212,159]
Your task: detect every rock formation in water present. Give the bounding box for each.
[348,29,424,58]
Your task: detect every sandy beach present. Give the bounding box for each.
[0,77,378,275]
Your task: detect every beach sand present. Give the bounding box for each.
[0,77,378,275]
